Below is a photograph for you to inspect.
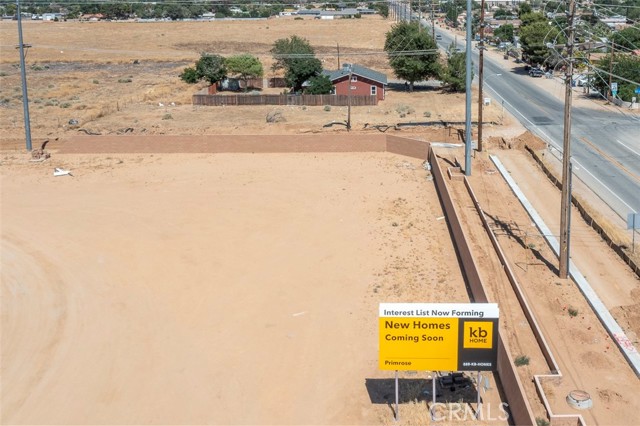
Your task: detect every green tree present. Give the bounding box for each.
[384,21,440,91]
[518,2,532,18]
[494,24,514,43]
[445,2,461,27]
[624,0,640,20]
[162,3,187,20]
[195,54,227,85]
[373,2,389,18]
[179,67,199,84]
[442,50,473,92]
[306,74,334,94]
[519,11,545,27]
[612,26,640,51]
[594,54,640,102]
[225,54,264,91]
[494,8,513,19]
[519,21,564,66]
[271,35,322,92]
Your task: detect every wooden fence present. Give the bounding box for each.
[268,77,287,88]
[192,93,379,107]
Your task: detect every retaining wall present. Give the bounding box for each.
[59,134,388,154]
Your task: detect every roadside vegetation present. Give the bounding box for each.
[0,1,386,21]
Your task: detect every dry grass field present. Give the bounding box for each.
[0,16,508,149]
[1,16,640,426]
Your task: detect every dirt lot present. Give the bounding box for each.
[1,17,639,425]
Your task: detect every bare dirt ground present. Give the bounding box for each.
[1,17,639,425]
[1,151,475,424]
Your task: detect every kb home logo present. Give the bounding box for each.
[463,321,493,349]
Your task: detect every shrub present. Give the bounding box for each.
[179,67,199,83]
[324,105,331,112]
[60,102,72,108]
[515,355,530,366]
[92,80,99,84]
[118,78,132,83]
[395,104,415,115]
[162,113,173,120]
[568,308,579,317]
[536,417,550,426]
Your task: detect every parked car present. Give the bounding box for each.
[529,68,544,78]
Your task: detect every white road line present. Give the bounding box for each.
[485,83,636,215]
[570,158,636,213]
[617,139,640,157]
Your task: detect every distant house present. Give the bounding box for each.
[42,13,63,21]
[324,63,387,101]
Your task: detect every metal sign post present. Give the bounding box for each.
[394,370,399,421]
[431,373,436,420]
[476,371,482,419]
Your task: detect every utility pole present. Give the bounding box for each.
[477,0,486,152]
[347,65,352,131]
[431,1,435,41]
[608,39,614,100]
[464,0,472,175]
[559,0,577,279]
[16,0,32,151]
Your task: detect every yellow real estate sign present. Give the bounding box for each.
[379,303,499,371]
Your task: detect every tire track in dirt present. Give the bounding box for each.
[1,234,69,422]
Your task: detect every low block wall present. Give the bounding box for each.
[59,134,387,154]
[386,135,430,160]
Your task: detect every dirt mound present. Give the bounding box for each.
[509,131,547,150]
[484,131,547,151]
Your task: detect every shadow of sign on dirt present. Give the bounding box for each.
[365,376,479,405]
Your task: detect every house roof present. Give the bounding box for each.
[324,64,387,85]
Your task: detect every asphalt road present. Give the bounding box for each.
[429,22,640,222]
